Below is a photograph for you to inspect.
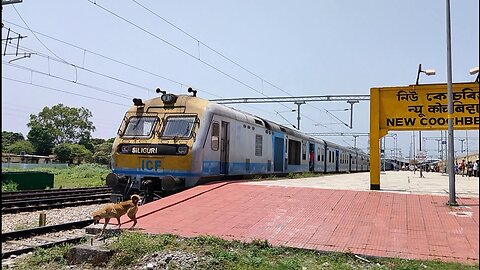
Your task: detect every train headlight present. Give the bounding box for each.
[161,94,177,104]
[177,145,188,155]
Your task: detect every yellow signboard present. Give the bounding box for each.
[369,82,479,190]
[378,83,479,130]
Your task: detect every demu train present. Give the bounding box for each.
[106,89,370,201]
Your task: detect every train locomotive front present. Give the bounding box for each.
[107,90,209,201]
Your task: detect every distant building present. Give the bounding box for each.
[1,153,56,164]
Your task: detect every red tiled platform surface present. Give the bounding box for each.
[118,182,479,265]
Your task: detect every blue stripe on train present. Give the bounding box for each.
[114,161,311,177]
[203,160,268,175]
[112,169,200,177]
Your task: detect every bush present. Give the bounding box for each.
[2,180,18,192]
[6,140,35,155]
[53,143,93,164]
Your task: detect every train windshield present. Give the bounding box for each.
[161,116,196,138]
[123,116,157,137]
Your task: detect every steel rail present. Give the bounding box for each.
[2,193,111,206]
[2,198,111,214]
[2,219,94,241]
[2,187,111,199]
[2,237,85,259]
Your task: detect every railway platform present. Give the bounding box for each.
[117,171,479,265]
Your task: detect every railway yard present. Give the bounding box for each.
[1,187,111,264]
[1,172,478,269]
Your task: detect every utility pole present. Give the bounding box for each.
[446,0,457,205]
[465,130,469,163]
[419,130,424,178]
[294,101,305,130]
[459,139,465,153]
[353,135,359,149]
[347,100,359,129]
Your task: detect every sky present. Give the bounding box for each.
[2,0,479,161]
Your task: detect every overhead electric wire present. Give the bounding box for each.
[4,37,153,94]
[3,20,302,123]
[86,0,276,100]
[3,76,130,107]
[129,0,293,97]
[5,8,348,131]
[2,20,222,99]
[3,61,133,100]
[96,1,352,130]
[12,5,68,64]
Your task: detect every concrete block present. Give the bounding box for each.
[66,238,113,266]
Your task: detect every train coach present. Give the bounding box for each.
[106,89,369,201]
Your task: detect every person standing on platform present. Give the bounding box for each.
[467,161,473,177]
[460,160,466,177]
[474,160,479,177]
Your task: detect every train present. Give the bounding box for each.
[106,89,370,202]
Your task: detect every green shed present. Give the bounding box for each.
[2,171,54,190]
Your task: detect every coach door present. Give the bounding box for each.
[220,121,230,174]
[273,137,284,172]
[348,153,352,172]
[335,150,340,172]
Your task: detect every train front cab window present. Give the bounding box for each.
[161,116,197,138]
[122,116,158,138]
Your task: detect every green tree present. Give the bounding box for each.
[27,125,56,155]
[2,131,24,152]
[91,138,106,145]
[6,140,35,155]
[53,143,93,164]
[27,104,96,155]
[93,141,113,165]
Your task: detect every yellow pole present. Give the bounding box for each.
[369,88,387,190]
[370,88,380,190]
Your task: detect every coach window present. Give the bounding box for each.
[123,116,158,138]
[255,135,263,156]
[302,142,307,160]
[211,122,220,151]
[317,147,321,161]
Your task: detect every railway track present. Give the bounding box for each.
[2,187,111,200]
[2,187,112,214]
[1,219,94,259]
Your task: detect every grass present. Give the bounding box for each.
[2,164,321,190]
[13,243,73,270]
[12,232,478,270]
[2,164,110,189]
[252,172,321,181]
[2,180,19,192]
[286,172,318,179]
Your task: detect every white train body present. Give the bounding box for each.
[108,93,369,200]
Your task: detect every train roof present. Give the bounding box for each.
[136,92,368,155]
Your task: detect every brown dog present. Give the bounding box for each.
[92,194,140,236]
